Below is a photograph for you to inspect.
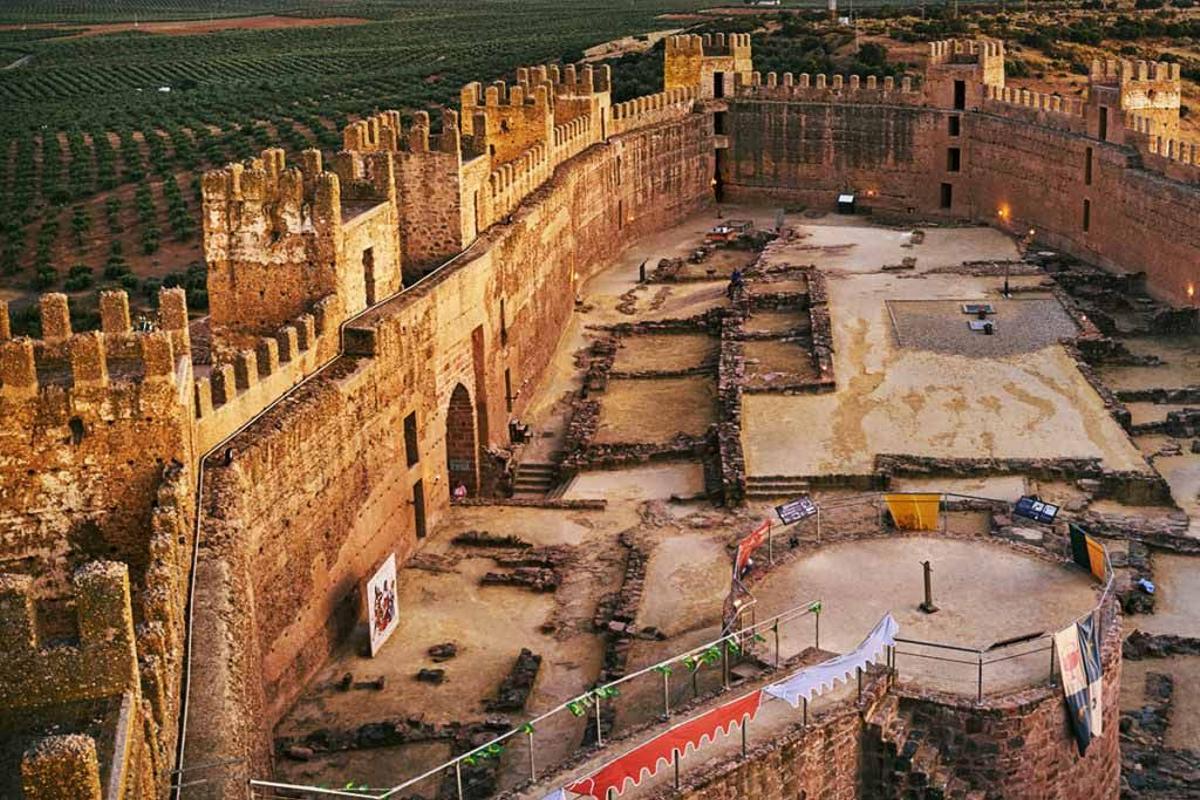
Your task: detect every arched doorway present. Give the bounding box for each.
[445,383,478,494]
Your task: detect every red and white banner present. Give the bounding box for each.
[566,690,763,799]
[733,520,770,578]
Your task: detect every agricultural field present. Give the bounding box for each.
[1,0,1198,334]
[0,0,716,331]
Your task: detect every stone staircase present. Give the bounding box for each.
[744,474,811,500]
[511,461,562,499]
[865,695,984,800]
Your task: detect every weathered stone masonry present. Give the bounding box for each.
[1,32,1196,799]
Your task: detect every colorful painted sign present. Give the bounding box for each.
[365,553,399,657]
[733,520,770,578]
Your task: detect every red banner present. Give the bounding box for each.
[566,690,763,799]
[734,520,770,578]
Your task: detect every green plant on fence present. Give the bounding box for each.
[462,742,504,766]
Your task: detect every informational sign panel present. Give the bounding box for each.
[775,496,818,525]
[366,553,399,657]
[1014,495,1059,525]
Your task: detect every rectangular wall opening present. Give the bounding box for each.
[714,111,726,135]
[953,80,966,110]
[504,368,513,413]
[362,247,376,306]
[1098,108,1108,141]
[948,115,961,136]
[714,72,725,98]
[940,182,953,209]
[1085,147,1093,185]
[499,298,508,347]
[1083,198,1091,232]
[404,412,419,467]
[946,147,961,173]
[412,479,426,538]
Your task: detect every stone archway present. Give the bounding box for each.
[445,383,478,494]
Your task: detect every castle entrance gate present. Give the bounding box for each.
[445,383,478,494]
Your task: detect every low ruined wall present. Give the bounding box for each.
[184,112,714,797]
[723,97,1200,306]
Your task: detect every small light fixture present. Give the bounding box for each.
[1189,283,1196,301]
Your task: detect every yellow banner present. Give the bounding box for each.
[1085,536,1107,583]
[885,494,942,531]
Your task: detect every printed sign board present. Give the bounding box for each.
[1014,495,1059,524]
[365,553,399,657]
[775,496,818,525]
[734,520,770,578]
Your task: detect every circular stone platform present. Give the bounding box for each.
[752,536,1101,696]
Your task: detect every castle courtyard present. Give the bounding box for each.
[267,208,1200,797]
[2,23,1200,800]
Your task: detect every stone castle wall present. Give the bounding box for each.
[721,51,1200,305]
[183,111,715,795]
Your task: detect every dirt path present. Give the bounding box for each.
[2,53,32,70]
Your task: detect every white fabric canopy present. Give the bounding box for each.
[539,789,566,800]
[763,613,898,708]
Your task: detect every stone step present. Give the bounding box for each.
[744,481,812,498]
[512,462,563,499]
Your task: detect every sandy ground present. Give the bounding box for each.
[742,220,1147,477]
[1136,434,1200,536]
[611,333,716,373]
[270,205,1199,795]
[274,503,640,791]
[594,377,716,444]
[1129,553,1200,638]
[1122,655,1200,751]
[1098,335,1200,392]
[564,463,706,502]
[752,536,1098,696]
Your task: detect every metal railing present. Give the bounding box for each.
[246,491,1117,797]
[889,544,1116,701]
[248,599,822,799]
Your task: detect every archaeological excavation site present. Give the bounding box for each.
[3,29,1200,800]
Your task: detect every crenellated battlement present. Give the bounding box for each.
[736,71,919,104]
[194,293,342,448]
[0,561,139,710]
[202,145,402,353]
[666,32,752,58]
[202,146,341,240]
[342,110,402,153]
[928,38,1005,66]
[0,288,188,405]
[1089,58,1180,86]
[1124,113,1200,183]
[331,149,396,204]
[609,87,697,136]
[980,84,1088,134]
[665,33,754,99]
[1088,58,1182,140]
[516,62,613,98]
